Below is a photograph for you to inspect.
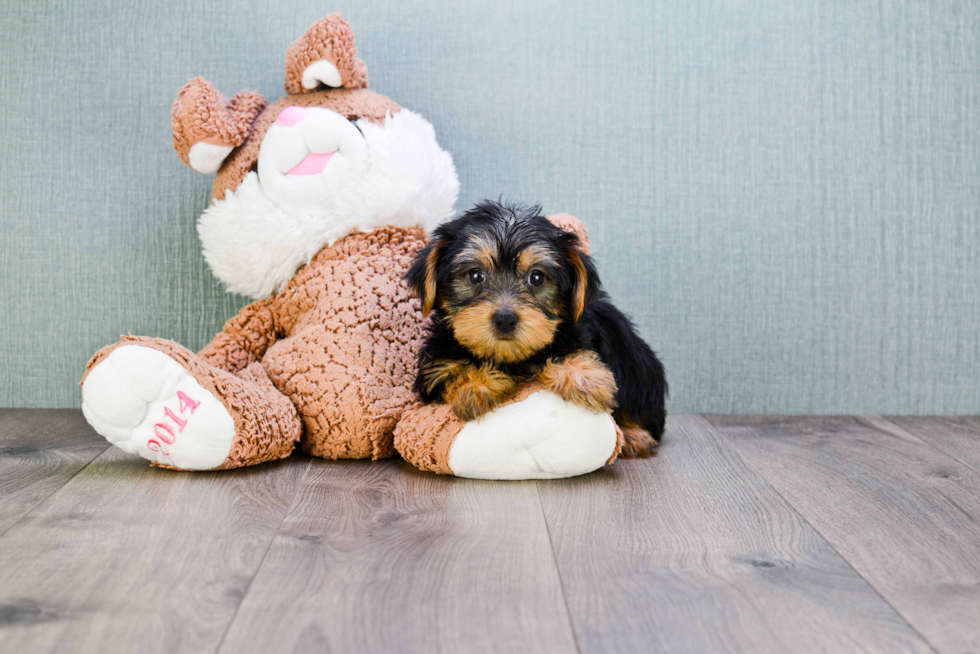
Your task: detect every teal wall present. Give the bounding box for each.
[1,0,978,413]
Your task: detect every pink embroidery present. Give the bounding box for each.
[147,439,169,456]
[154,422,176,444]
[147,391,200,454]
[178,391,200,414]
[164,407,187,432]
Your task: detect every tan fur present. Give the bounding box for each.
[455,233,497,270]
[421,242,440,316]
[394,215,612,475]
[568,249,589,321]
[451,301,559,363]
[442,363,517,421]
[421,359,469,395]
[618,424,658,458]
[516,245,556,275]
[539,351,617,414]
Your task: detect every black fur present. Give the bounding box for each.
[405,200,668,440]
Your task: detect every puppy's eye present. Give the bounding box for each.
[467,269,486,285]
[527,270,545,287]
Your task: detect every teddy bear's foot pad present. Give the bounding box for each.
[82,345,235,470]
[447,390,618,480]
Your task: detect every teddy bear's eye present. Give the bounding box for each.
[467,269,486,285]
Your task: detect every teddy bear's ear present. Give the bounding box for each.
[284,14,369,94]
[172,78,267,174]
[547,213,591,255]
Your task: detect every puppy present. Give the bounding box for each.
[406,201,667,457]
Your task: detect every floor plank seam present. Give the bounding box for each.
[0,442,110,541]
[702,417,943,654]
[212,458,315,654]
[534,481,582,654]
[877,416,980,478]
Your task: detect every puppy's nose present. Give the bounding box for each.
[492,310,519,334]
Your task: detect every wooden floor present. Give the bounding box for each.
[1,412,978,653]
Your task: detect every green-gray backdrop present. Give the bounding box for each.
[1,0,978,413]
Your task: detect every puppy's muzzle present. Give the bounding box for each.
[492,310,519,335]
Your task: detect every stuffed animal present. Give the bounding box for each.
[80,14,623,479]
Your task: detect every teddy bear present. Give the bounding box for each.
[80,14,624,480]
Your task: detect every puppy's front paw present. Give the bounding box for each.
[449,385,499,422]
[539,351,617,414]
[444,364,516,422]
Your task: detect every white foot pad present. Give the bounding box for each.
[447,390,618,480]
[81,345,235,470]
[188,142,233,174]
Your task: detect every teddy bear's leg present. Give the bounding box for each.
[266,326,419,462]
[81,337,300,471]
[171,78,266,173]
[284,14,368,93]
[394,384,623,480]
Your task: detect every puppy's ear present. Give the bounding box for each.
[562,237,601,321]
[406,240,442,316]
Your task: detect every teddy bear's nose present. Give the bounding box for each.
[276,106,309,127]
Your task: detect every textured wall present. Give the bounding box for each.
[1,0,978,412]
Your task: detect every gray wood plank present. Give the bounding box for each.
[217,459,578,654]
[709,416,980,654]
[885,417,980,475]
[0,446,310,653]
[538,415,933,654]
[0,409,108,536]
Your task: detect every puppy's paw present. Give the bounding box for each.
[539,351,617,414]
[444,364,516,422]
[619,426,658,458]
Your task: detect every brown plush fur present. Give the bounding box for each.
[86,226,429,469]
[284,14,368,94]
[82,337,301,470]
[169,14,401,201]
[171,80,267,167]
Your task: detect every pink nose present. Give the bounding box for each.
[275,106,308,127]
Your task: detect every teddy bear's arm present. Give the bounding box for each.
[198,296,281,374]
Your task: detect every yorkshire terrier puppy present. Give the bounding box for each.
[406,201,668,457]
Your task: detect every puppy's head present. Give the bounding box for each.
[407,201,600,363]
